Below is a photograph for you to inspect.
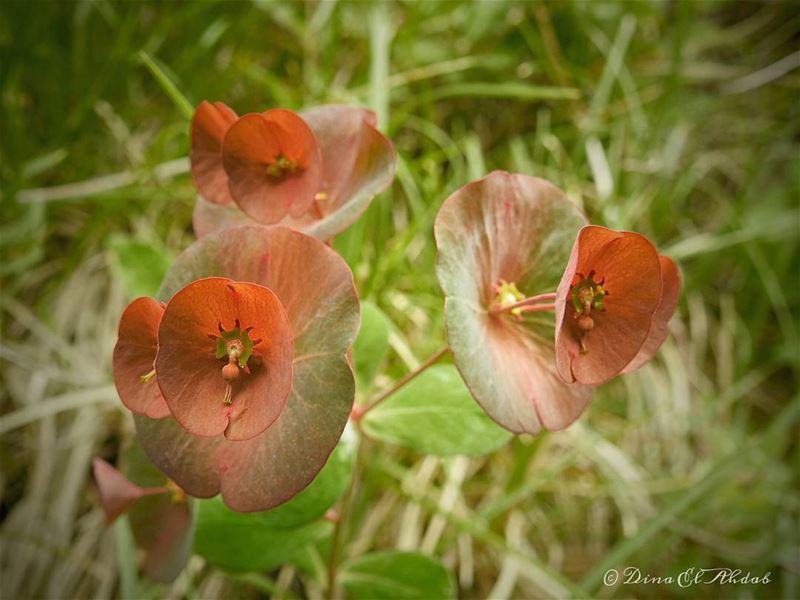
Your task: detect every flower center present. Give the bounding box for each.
[570,270,609,352]
[209,319,263,404]
[266,153,299,179]
[491,279,525,318]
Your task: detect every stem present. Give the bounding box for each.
[517,303,556,313]
[489,292,557,315]
[326,437,363,600]
[352,346,450,421]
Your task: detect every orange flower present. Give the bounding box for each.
[154,277,294,441]
[221,109,322,224]
[554,225,681,385]
[190,101,238,205]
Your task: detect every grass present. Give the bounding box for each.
[1,1,798,599]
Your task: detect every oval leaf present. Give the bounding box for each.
[194,496,331,573]
[434,171,593,435]
[352,301,392,392]
[134,225,359,512]
[107,234,171,298]
[340,551,455,600]
[361,364,512,456]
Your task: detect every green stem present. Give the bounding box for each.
[352,346,450,421]
[326,436,364,600]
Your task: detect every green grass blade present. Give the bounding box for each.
[138,51,194,120]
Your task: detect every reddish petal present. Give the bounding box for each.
[193,194,256,239]
[297,105,396,240]
[92,458,166,524]
[113,297,170,419]
[190,101,238,205]
[622,255,681,373]
[555,226,663,385]
[155,277,294,441]
[222,110,322,224]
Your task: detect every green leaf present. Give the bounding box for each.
[361,364,511,456]
[340,551,455,600]
[107,234,171,298]
[353,301,392,391]
[257,427,356,529]
[194,496,332,573]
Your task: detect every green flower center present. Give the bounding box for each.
[492,279,525,317]
[213,319,257,368]
[570,270,608,317]
[267,154,299,179]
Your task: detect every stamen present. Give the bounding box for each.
[139,369,156,384]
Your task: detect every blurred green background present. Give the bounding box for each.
[1,1,798,599]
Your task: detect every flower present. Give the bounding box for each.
[112,297,169,419]
[155,277,294,441]
[554,225,681,385]
[93,457,169,524]
[193,105,396,241]
[122,225,359,512]
[190,101,238,205]
[435,171,593,434]
[222,109,322,224]
[92,445,193,583]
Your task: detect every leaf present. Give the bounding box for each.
[434,171,593,435]
[340,551,455,600]
[134,225,359,512]
[353,301,392,391]
[107,234,171,298]
[361,365,511,456]
[194,496,332,573]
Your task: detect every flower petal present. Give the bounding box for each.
[622,255,681,373]
[299,105,396,240]
[155,277,293,441]
[222,110,322,224]
[113,297,170,419]
[435,171,593,434]
[136,226,359,511]
[190,101,238,205]
[555,225,663,385]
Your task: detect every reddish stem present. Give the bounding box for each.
[517,303,556,313]
[489,292,557,314]
[352,346,450,421]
